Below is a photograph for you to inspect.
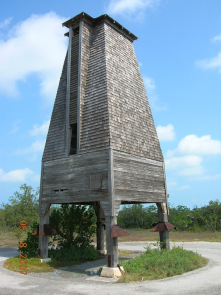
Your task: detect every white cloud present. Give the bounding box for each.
[9,120,21,134]
[179,185,191,190]
[165,134,221,178]
[31,174,40,182]
[14,140,45,155]
[179,166,204,176]
[156,124,175,141]
[0,12,67,101]
[143,76,166,111]
[196,33,221,73]
[165,156,203,170]
[143,76,155,90]
[30,120,50,136]
[165,156,204,176]
[0,17,13,29]
[107,0,160,16]
[0,168,33,182]
[213,34,221,43]
[197,174,221,181]
[177,135,221,155]
[197,53,221,73]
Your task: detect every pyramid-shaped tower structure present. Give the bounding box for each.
[39,12,168,266]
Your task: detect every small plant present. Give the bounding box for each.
[48,245,98,264]
[18,221,38,258]
[117,246,208,283]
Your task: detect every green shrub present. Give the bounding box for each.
[48,245,98,263]
[118,246,208,282]
[49,204,96,249]
[18,221,38,258]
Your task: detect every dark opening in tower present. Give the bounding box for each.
[73,27,79,35]
[69,123,77,155]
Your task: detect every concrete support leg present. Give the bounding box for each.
[38,204,50,259]
[105,216,118,267]
[157,202,170,250]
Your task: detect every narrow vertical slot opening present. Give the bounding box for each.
[69,123,77,155]
[73,27,79,36]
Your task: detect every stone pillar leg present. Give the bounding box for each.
[38,204,50,259]
[105,216,118,267]
[157,202,170,250]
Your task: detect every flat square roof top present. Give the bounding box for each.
[62,12,138,42]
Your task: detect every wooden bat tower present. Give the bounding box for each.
[38,12,169,268]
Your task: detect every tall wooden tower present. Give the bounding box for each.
[38,12,169,267]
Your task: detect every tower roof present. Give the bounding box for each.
[62,12,138,42]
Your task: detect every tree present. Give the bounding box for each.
[49,204,96,248]
[192,200,221,232]
[118,204,158,229]
[168,205,192,231]
[1,184,39,230]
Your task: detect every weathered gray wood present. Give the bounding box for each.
[38,204,50,259]
[40,12,169,267]
[108,148,114,216]
[77,21,83,153]
[163,161,169,215]
[93,202,105,251]
[65,27,73,157]
[105,216,118,267]
[113,150,166,203]
[157,202,170,250]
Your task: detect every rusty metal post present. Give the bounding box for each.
[156,202,170,250]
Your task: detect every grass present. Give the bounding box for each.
[3,257,55,273]
[0,231,20,247]
[4,245,100,273]
[117,228,221,242]
[1,229,221,248]
[117,246,209,283]
[118,250,134,257]
[1,228,216,282]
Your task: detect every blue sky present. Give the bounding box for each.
[0,0,221,209]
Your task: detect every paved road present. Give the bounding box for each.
[0,242,221,295]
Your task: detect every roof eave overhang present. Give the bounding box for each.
[62,12,138,42]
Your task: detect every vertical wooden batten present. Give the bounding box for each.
[163,161,169,215]
[66,27,73,157]
[77,21,83,153]
[108,148,114,216]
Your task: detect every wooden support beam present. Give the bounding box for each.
[77,21,83,153]
[156,202,170,250]
[93,202,105,251]
[38,204,50,259]
[105,216,118,267]
[65,26,73,157]
[105,148,119,267]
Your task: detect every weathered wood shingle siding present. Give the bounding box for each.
[42,53,68,162]
[69,35,79,125]
[104,24,163,162]
[80,23,110,153]
[40,17,167,212]
[113,150,166,203]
